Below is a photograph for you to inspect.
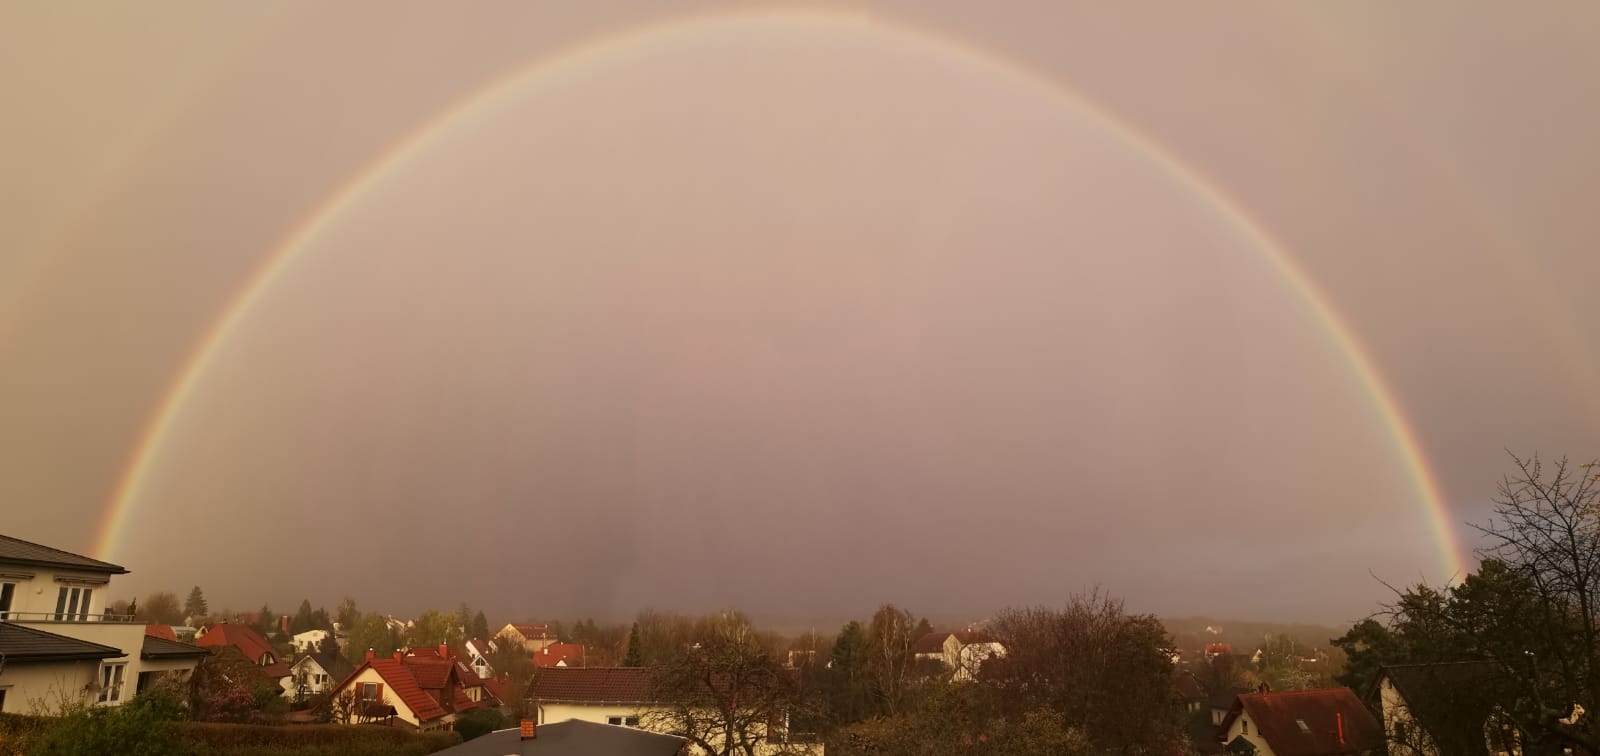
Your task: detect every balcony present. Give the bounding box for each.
[0,611,139,624]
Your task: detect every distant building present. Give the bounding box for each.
[288,649,356,699]
[328,649,490,731]
[498,622,557,653]
[910,630,1005,682]
[195,622,291,691]
[292,628,331,654]
[533,642,587,668]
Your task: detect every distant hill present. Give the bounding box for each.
[1161,616,1347,654]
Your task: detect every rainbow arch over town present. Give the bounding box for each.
[91,8,1472,582]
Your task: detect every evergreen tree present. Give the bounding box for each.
[184,586,208,618]
[624,623,643,666]
[471,610,490,640]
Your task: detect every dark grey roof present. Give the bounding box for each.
[141,634,208,659]
[0,622,126,661]
[432,719,686,756]
[1376,661,1511,756]
[0,533,127,574]
[296,649,355,680]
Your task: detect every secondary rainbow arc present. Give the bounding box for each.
[92,9,1471,582]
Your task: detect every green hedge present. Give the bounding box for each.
[178,722,460,756]
[0,712,50,756]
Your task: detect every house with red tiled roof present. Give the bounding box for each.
[328,649,489,730]
[532,642,587,668]
[1215,687,1383,755]
[404,644,500,707]
[194,622,290,690]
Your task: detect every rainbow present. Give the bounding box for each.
[92,8,1471,580]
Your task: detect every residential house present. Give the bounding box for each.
[1215,687,1383,755]
[195,622,291,692]
[404,645,500,707]
[292,628,331,654]
[431,718,688,756]
[1370,661,1523,756]
[328,649,488,730]
[526,667,821,755]
[534,642,587,668]
[0,533,205,711]
[287,649,356,699]
[499,622,557,652]
[464,637,495,679]
[910,630,1005,682]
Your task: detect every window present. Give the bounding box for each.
[1241,719,1249,735]
[98,663,126,704]
[607,715,640,727]
[1296,718,1311,734]
[0,688,8,713]
[361,682,378,701]
[0,583,14,619]
[54,587,92,621]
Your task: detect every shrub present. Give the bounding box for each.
[32,695,188,756]
[0,712,50,756]
[177,722,459,755]
[453,707,505,741]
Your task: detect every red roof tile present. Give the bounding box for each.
[369,658,448,722]
[533,642,587,667]
[1220,688,1383,756]
[527,667,655,704]
[195,624,280,671]
[406,657,455,690]
[144,624,178,642]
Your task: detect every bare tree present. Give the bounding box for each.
[864,604,916,715]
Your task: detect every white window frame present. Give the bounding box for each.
[98,662,127,704]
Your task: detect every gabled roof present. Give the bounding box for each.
[1219,688,1382,756]
[533,642,586,667]
[912,632,952,654]
[141,634,208,660]
[406,657,457,690]
[195,623,287,678]
[1374,661,1510,756]
[294,650,355,681]
[431,719,687,756]
[0,533,126,574]
[341,657,449,722]
[0,622,125,662]
[145,624,179,641]
[951,630,997,646]
[527,667,655,704]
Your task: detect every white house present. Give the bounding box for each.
[0,533,206,712]
[286,649,355,699]
[292,628,330,654]
[910,630,1005,682]
[526,667,821,755]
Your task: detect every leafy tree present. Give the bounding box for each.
[344,613,398,666]
[409,608,464,650]
[253,603,274,635]
[1349,453,1600,753]
[641,611,812,756]
[819,620,873,728]
[454,707,505,741]
[184,586,208,619]
[624,622,644,667]
[864,604,917,715]
[336,597,360,629]
[983,590,1182,753]
[290,599,316,634]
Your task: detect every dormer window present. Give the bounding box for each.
[1297,718,1311,734]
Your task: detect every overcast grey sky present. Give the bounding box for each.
[2,2,1597,626]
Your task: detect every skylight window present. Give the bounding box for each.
[1296,719,1311,734]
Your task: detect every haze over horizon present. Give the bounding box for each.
[3,2,1597,628]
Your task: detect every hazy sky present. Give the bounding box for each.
[3,2,1597,627]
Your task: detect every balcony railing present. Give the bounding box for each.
[0,611,139,624]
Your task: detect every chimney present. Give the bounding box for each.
[393,651,404,661]
[1337,712,1344,745]
[439,643,449,658]
[520,719,536,740]
[365,648,375,662]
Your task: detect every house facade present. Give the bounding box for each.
[195,621,290,693]
[498,622,557,652]
[526,667,821,755]
[328,650,488,730]
[0,533,205,712]
[910,630,1005,682]
[1371,661,1522,756]
[287,649,355,699]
